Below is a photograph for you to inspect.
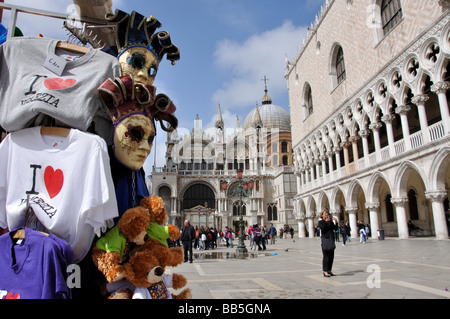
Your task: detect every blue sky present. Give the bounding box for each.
[2,0,324,172]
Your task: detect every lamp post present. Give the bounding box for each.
[220,168,254,255]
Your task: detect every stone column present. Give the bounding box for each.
[369,122,382,162]
[321,155,327,179]
[391,197,409,239]
[412,95,430,143]
[381,114,396,157]
[341,141,351,174]
[306,211,315,238]
[349,135,360,170]
[296,211,307,238]
[346,207,358,238]
[425,191,449,240]
[333,146,342,177]
[295,172,302,194]
[315,158,321,180]
[431,81,450,135]
[327,151,334,176]
[365,202,380,238]
[395,104,412,151]
[359,129,370,167]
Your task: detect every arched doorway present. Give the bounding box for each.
[182,183,215,210]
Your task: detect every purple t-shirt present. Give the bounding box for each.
[0,228,74,299]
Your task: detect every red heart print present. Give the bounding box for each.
[44,166,64,199]
[44,78,76,90]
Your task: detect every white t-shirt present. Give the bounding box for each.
[0,127,118,262]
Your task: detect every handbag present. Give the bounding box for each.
[321,237,335,250]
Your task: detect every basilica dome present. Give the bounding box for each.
[243,90,291,132]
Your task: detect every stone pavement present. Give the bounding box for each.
[170,236,450,299]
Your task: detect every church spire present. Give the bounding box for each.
[215,103,224,129]
[253,101,263,129]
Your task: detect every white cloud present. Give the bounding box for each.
[212,20,307,109]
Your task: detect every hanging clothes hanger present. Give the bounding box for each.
[12,229,25,239]
[56,41,90,54]
[40,126,70,137]
[12,228,49,239]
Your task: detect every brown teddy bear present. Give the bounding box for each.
[105,249,192,299]
[92,206,151,283]
[138,196,184,267]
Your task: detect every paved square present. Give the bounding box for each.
[171,237,450,299]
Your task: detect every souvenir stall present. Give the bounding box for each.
[0,4,188,299]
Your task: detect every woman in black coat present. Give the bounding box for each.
[318,210,338,277]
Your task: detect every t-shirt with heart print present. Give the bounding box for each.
[0,126,119,262]
[0,36,120,135]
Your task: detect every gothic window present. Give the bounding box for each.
[268,204,278,221]
[381,0,403,35]
[336,46,346,85]
[233,201,246,216]
[281,141,288,153]
[305,84,313,116]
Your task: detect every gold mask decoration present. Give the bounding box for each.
[98,10,180,170]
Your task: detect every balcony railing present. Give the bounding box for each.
[297,120,447,192]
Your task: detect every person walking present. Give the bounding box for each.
[360,227,367,244]
[269,223,276,245]
[181,219,195,263]
[318,210,338,277]
[340,220,350,246]
[227,228,234,248]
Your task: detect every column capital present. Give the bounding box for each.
[340,141,352,149]
[327,150,335,158]
[333,146,342,152]
[358,130,370,138]
[395,104,411,115]
[365,202,380,210]
[295,211,306,220]
[306,211,316,218]
[381,114,396,123]
[425,190,448,202]
[391,197,408,207]
[431,81,450,94]
[411,94,429,105]
[369,122,383,131]
[349,135,360,143]
[345,207,358,214]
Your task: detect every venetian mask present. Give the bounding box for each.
[118,46,159,86]
[113,114,156,170]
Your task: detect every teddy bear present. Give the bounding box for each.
[138,196,184,267]
[92,206,151,283]
[105,248,192,299]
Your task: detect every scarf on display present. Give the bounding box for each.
[114,169,149,221]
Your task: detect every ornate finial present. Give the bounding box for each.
[215,104,224,129]
[261,76,272,105]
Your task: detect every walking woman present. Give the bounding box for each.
[318,210,338,277]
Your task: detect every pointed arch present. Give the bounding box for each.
[392,161,427,198]
[330,185,346,211]
[347,179,366,207]
[367,171,392,203]
[428,146,450,190]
